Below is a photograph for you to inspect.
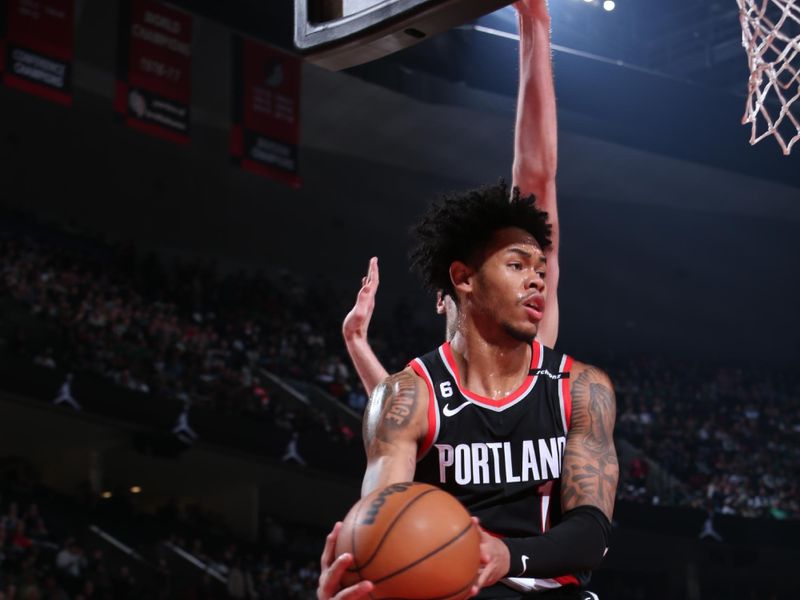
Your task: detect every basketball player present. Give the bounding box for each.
[342,0,561,398]
[319,186,617,600]
[318,3,615,600]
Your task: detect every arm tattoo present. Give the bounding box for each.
[561,365,619,519]
[382,373,419,428]
[363,371,420,446]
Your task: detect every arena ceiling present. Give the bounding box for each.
[164,0,748,90]
[158,0,799,188]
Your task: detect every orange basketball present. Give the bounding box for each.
[335,482,480,600]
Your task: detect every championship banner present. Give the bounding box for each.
[115,0,192,145]
[2,0,74,105]
[230,36,302,187]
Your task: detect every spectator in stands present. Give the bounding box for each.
[263,518,286,551]
[21,504,47,542]
[226,558,253,599]
[111,565,136,600]
[154,558,172,600]
[297,560,318,584]
[56,539,86,594]
[0,528,7,568]
[253,379,270,411]
[76,579,96,599]
[85,548,111,596]
[18,573,40,600]
[1,503,20,534]
[346,385,367,413]
[41,575,69,600]
[9,522,32,554]
[33,348,57,369]
[253,570,273,599]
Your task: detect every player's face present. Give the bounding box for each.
[471,227,546,343]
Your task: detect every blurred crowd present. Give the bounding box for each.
[614,358,800,520]
[0,229,370,442]
[0,478,322,600]
[0,492,156,600]
[161,531,320,600]
[2,220,799,522]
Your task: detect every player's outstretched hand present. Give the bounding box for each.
[342,257,379,343]
[514,0,550,18]
[318,522,374,600]
[474,518,511,590]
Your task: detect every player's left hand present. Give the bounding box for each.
[473,518,511,589]
[317,522,374,600]
[342,257,379,343]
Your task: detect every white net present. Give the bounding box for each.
[737,0,800,155]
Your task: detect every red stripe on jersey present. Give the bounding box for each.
[537,481,554,532]
[561,355,574,430]
[441,341,540,408]
[555,574,580,586]
[409,359,437,458]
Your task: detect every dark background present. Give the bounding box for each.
[2,0,799,365]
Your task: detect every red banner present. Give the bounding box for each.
[2,0,74,105]
[114,0,192,145]
[230,37,302,187]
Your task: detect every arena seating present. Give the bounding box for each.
[2,216,798,521]
[0,468,322,599]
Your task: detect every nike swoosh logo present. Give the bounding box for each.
[442,401,472,417]
[520,554,530,576]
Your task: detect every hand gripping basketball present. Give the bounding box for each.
[474,519,511,589]
[334,482,481,600]
[318,521,374,600]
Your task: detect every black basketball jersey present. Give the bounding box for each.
[409,340,589,595]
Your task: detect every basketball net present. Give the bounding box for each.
[737,0,800,154]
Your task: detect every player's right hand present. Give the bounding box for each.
[342,257,379,343]
[514,0,550,18]
[317,522,374,600]
[472,516,509,591]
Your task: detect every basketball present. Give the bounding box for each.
[335,482,480,600]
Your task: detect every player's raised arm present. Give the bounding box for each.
[476,362,617,589]
[512,0,560,349]
[342,257,389,397]
[361,368,429,497]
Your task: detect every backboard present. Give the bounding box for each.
[295,0,512,70]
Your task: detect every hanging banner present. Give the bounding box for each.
[114,0,192,144]
[2,0,74,105]
[230,36,302,187]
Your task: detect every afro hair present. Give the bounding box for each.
[409,181,551,297]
